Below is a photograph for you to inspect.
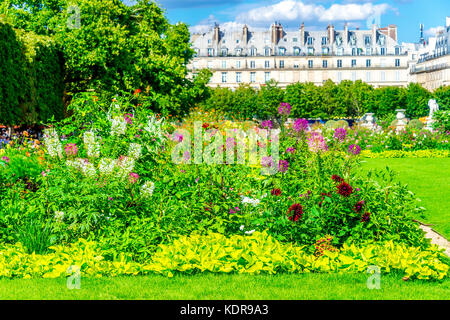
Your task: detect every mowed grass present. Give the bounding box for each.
[361,158,450,239]
[1,273,449,300]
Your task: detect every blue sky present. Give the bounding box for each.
[148,0,449,43]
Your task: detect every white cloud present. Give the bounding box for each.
[236,0,391,25]
[424,26,445,37]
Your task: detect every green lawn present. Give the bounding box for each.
[1,273,449,300]
[361,158,450,238]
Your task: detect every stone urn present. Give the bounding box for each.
[395,109,407,132]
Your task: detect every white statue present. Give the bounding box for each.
[428,99,439,119]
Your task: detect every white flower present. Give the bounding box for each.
[54,211,64,222]
[98,158,116,176]
[83,131,100,158]
[241,196,260,207]
[128,143,142,160]
[111,117,127,136]
[116,156,135,179]
[140,181,155,198]
[43,128,63,158]
[239,225,245,231]
[245,230,255,235]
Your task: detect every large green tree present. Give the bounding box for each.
[1,0,210,116]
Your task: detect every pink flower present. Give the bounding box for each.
[307,132,328,153]
[1,156,9,163]
[128,172,139,184]
[293,119,308,132]
[278,160,289,173]
[64,143,78,157]
[278,102,291,116]
[124,113,134,125]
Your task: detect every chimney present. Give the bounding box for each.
[278,22,283,43]
[213,23,220,45]
[300,22,305,45]
[344,22,349,46]
[388,24,397,42]
[372,24,377,47]
[328,24,335,45]
[243,24,249,44]
[271,22,277,45]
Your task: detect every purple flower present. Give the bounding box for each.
[286,147,295,154]
[293,118,309,132]
[334,128,348,142]
[278,159,289,173]
[261,156,274,168]
[64,143,78,157]
[124,113,134,125]
[1,156,9,163]
[307,132,328,153]
[348,144,361,155]
[261,120,273,129]
[172,132,183,142]
[128,172,139,184]
[278,102,291,116]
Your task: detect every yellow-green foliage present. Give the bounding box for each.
[361,150,450,158]
[147,232,448,280]
[0,233,448,281]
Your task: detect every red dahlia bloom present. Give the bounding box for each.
[354,200,365,213]
[287,203,303,222]
[337,182,353,197]
[271,188,282,196]
[331,175,345,183]
[361,212,371,222]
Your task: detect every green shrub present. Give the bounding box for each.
[433,110,450,132]
[408,119,425,130]
[335,120,349,128]
[324,120,336,129]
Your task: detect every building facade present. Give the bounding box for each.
[189,22,410,88]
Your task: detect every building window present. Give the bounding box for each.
[337,59,342,68]
[250,72,256,83]
[265,72,270,82]
[222,72,227,83]
[321,37,328,45]
[250,61,256,69]
[235,48,242,56]
[264,61,270,68]
[364,36,371,47]
[236,72,241,83]
[208,39,211,44]
[322,47,329,55]
[250,48,257,56]
[208,48,214,56]
[279,47,286,56]
[380,71,386,81]
[279,60,284,68]
[293,37,298,42]
[366,72,371,82]
[352,48,357,56]
[351,59,357,67]
[293,61,299,69]
[381,48,386,55]
[395,47,400,55]
[308,60,313,68]
[236,39,240,44]
[395,59,400,67]
[236,60,241,68]
[337,47,344,56]
[352,72,356,82]
[307,37,313,45]
[221,48,228,56]
[308,47,314,55]
[395,71,400,81]
[293,47,300,56]
[366,59,371,67]
[337,72,342,83]
[265,47,271,56]
[323,60,328,68]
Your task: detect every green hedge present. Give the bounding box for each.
[199,80,445,120]
[0,22,64,125]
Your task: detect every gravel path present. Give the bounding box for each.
[419,224,450,257]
